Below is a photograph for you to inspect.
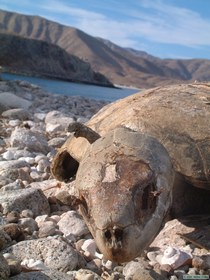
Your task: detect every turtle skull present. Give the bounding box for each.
[75,127,174,262]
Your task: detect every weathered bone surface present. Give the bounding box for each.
[52,83,210,262]
[68,122,101,143]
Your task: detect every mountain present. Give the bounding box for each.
[1,9,210,88]
[0,33,112,87]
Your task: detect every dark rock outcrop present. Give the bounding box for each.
[0,33,112,87]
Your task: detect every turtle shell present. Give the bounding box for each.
[52,83,210,190]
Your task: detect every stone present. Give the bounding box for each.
[58,211,89,238]
[48,137,66,148]
[0,160,30,175]
[149,219,194,250]
[21,209,34,218]
[36,158,50,173]
[2,150,15,160]
[7,257,22,276]
[35,215,49,227]
[0,254,10,280]
[1,223,24,241]
[10,128,50,154]
[38,221,57,238]
[0,92,32,109]
[5,236,79,272]
[21,258,48,270]
[0,228,12,250]
[2,108,31,120]
[1,180,25,191]
[0,188,50,216]
[75,269,102,280]
[5,211,20,223]
[10,270,75,280]
[45,110,74,127]
[81,239,103,259]
[123,261,147,278]
[8,119,21,127]
[18,218,38,234]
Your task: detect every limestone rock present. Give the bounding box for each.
[10,128,50,154]
[10,270,75,280]
[2,108,31,120]
[58,211,89,238]
[0,188,50,216]
[5,236,79,272]
[0,254,10,280]
[0,92,32,109]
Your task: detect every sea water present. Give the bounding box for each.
[1,73,139,102]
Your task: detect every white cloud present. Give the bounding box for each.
[42,0,210,48]
[2,0,210,49]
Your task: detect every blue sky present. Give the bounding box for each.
[0,0,210,59]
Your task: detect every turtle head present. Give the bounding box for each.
[52,125,174,263]
[76,127,174,262]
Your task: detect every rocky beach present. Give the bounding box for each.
[0,79,210,280]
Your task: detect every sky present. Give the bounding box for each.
[0,0,210,60]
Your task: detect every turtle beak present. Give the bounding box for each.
[95,224,144,263]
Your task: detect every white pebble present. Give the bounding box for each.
[2,150,15,160]
[35,215,49,227]
[35,154,47,163]
[9,120,21,127]
[21,259,48,270]
[81,239,103,259]
[18,157,35,165]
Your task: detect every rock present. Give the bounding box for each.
[0,92,32,109]
[149,219,194,250]
[0,254,10,280]
[48,137,66,148]
[5,211,20,223]
[0,160,30,174]
[1,223,24,241]
[58,211,89,238]
[35,215,49,227]
[0,188,50,216]
[7,257,22,276]
[132,269,161,280]
[2,179,25,192]
[75,269,102,280]
[123,261,147,279]
[21,209,34,218]
[2,150,15,160]
[9,119,21,127]
[38,221,57,238]
[21,258,48,270]
[5,236,79,272]
[45,110,74,126]
[159,246,192,269]
[18,218,38,234]
[0,228,12,250]
[36,158,50,173]
[0,176,13,189]
[10,128,50,154]
[46,123,63,134]
[2,108,31,120]
[81,239,103,259]
[192,255,210,270]
[10,270,75,280]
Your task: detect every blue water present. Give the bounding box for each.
[1,73,139,102]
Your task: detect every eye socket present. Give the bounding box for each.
[79,196,89,218]
[141,183,157,211]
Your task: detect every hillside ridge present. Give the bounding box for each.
[1,9,210,88]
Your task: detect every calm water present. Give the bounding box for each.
[1,73,139,102]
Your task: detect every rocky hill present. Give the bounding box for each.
[0,34,112,87]
[1,9,210,88]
